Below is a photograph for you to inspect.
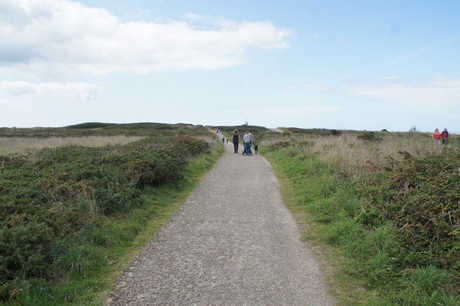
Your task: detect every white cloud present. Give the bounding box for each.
[240,105,341,115]
[341,76,460,106]
[0,81,101,100]
[0,0,291,77]
[283,82,329,91]
[289,76,460,107]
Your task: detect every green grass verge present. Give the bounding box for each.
[263,149,380,305]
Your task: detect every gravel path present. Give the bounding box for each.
[107,141,335,305]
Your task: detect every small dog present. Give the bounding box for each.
[254,143,259,154]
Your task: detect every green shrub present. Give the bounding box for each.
[0,133,211,303]
[0,215,55,280]
[357,131,382,142]
[173,135,210,156]
[371,150,460,271]
[330,129,343,136]
[123,155,183,188]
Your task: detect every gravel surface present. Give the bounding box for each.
[107,141,335,305]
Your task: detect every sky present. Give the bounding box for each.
[1,0,459,132]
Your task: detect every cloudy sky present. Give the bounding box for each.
[1,0,459,132]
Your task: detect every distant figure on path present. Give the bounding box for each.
[432,128,441,149]
[441,128,449,145]
[232,129,240,154]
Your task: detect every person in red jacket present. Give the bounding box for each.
[432,128,441,149]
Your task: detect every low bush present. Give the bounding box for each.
[0,132,211,303]
[368,150,460,271]
[357,131,382,142]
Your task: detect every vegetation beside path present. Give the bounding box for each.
[0,123,224,305]
[262,129,460,305]
[2,122,459,305]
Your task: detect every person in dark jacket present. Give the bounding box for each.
[441,128,449,145]
[232,129,240,153]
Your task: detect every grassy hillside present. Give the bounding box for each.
[0,123,224,305]
[262,129,460,305]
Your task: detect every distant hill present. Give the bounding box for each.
[65,122,193,129]
[65,122,116,129]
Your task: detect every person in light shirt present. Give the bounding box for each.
[242,131,254,156]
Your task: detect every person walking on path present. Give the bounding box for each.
[107,143,335,305]
[232,129,240,154]
[441,128,449,145]
[242,131,254,156]
[433,128,441,150]
[249,131,255,146]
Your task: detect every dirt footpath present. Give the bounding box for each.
[107,141,335,305]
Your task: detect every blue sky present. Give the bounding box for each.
[1,0,459,132]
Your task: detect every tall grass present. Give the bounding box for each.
[265,132,440,181]
[0,136,143,155]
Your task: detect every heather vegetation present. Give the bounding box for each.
[2,122,459,305]
[262,129,460,305]
[0,123,223,305]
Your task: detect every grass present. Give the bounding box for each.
[0,136,143,155]
[261,131,460,305]
[265,149,381,305]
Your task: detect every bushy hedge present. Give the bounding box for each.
[357,131,382,142]
[367,150,460,271]
[0,135,209,301]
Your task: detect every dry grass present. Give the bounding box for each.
[263,132,438,181]
[311,133,434,180]
[0,136,144,155]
